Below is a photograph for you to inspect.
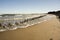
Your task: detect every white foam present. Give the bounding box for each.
[0,15,55,32]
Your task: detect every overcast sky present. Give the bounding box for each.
[0,0,60,14]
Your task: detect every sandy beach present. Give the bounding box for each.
[0,15,60,40]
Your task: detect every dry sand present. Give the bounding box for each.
[0,15,60,40]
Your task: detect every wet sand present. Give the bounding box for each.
[0,16,60,40]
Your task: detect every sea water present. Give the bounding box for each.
[0,14,55,32]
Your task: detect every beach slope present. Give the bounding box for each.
[0,15,60,40]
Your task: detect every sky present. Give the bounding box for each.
[0,0,60,14]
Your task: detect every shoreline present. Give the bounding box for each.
[0,15,60,40]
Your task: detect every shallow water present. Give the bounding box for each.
[0,14,55,32]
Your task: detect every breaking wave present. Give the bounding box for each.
[0,14,55,32]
